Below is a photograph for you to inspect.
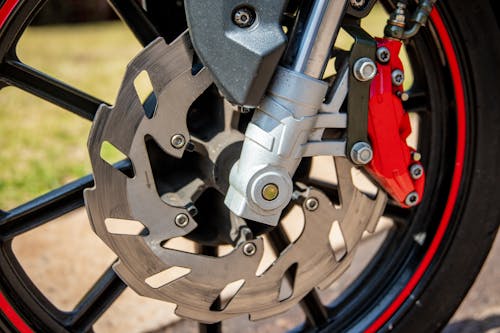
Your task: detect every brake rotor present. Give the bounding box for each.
[84,32,387,323]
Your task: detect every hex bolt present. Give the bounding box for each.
[174,213,189,228]
[353,57,377,82]
[171,134,186,149]
[392,69,405,86]
[350,142,374,165]
[243,242,257,256]
[349,0,366,8]
[409,164,424,180]
[405,192,419,207]
[233,7,256,28]
[376,46,391,63]
[262,183,279,201]
[305,197,319,211]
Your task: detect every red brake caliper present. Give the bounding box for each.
[365,38,425,207]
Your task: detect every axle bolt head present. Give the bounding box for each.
[305,197,319,211]
[410,164,424,180]
[243,242,257,256]
[392,69,405,86]
[174,213,189,228]
[405,192,419,207]
[350,142,374,165]
[262,183,279,201]
[353,57,377,82]
[233,7,256,28]
[171,134,186,149]
[376,47,391,63]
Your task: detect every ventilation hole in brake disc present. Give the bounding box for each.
[161,237,198,255]
[104,218,148,236]
[329,220,347,261]
[278,263,298,302]
[134,70,157,119]
[210,279,246,311]
[351,167,378,198]
[280,204,305,244]
[145,266,191,289]
[99,141,135,178]
[255,235,278,276]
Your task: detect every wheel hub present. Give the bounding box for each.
[84,33,386,323]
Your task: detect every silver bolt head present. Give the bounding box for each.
[175,213,189,228]
[392,69,405,86]
[305,197,319,211]
[171,134,186,149]
[410,164,424,180]
[412,151,422,162]
[350,142,374,165]
[233,7,255,28]
[376,47,391,63]
[350,0,366,8]
[353,57,377,82]
[243,242,257,256]
[405,192,419,207]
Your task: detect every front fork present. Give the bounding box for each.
[225,0,434,224]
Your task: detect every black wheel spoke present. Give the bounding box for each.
[199,322,222,333]
[68,265,127,332]
[0,175,93,241]
[107,0,160,47]
[383,201,411,224]
[300,291,329,328]
[0,60,104,120]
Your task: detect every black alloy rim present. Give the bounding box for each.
[0,0,471,332]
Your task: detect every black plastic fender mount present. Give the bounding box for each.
[184,0,288,106]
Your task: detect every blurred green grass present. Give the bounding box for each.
[0,21,142,209]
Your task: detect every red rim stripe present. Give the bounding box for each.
[366,8,467,333]
[0,0,18,28]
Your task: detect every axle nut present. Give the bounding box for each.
[350,142,374,165]
[353,57,377,82]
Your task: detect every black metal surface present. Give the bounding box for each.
[0,60,104,121]
[343,23,377,158]
[184,0,288,106]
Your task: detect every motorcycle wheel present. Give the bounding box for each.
[0,0,498,332]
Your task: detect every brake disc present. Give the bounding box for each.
[85,33,387,323]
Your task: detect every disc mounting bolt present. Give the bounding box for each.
[175,213,189,228]
[243,242,257,256]
[305,197,319,211]
[171,134,186,149]
[353,57,377,82]
[350,142,374,165]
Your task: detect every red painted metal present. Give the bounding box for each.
[365,38,425,207]
[366,8,467,332]
[0,0,19,29]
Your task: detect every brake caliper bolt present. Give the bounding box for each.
[350,142,374,165]
[171,134,186,149]
[243,242,257,256]
[174,213,189,228]
[305,197,319,211]
[350,0,366,8]
[410,164,424,180]
[405,192,419,207]
[376,46,391,63]
[233,7,256,28]
[353,57,377,82]
[392,69,405,86]
[262,183,279,201]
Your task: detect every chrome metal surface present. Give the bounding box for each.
[291,0,348,78]
[392,69,405,86]
[376,46,391,63]
[175,213,190,228]
[350,141,374,165]
[353,57,377,82]
[405,191,419,206]
[305,197,319,211]
[171,134,186,149]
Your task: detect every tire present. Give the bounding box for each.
[0,0,498,332]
